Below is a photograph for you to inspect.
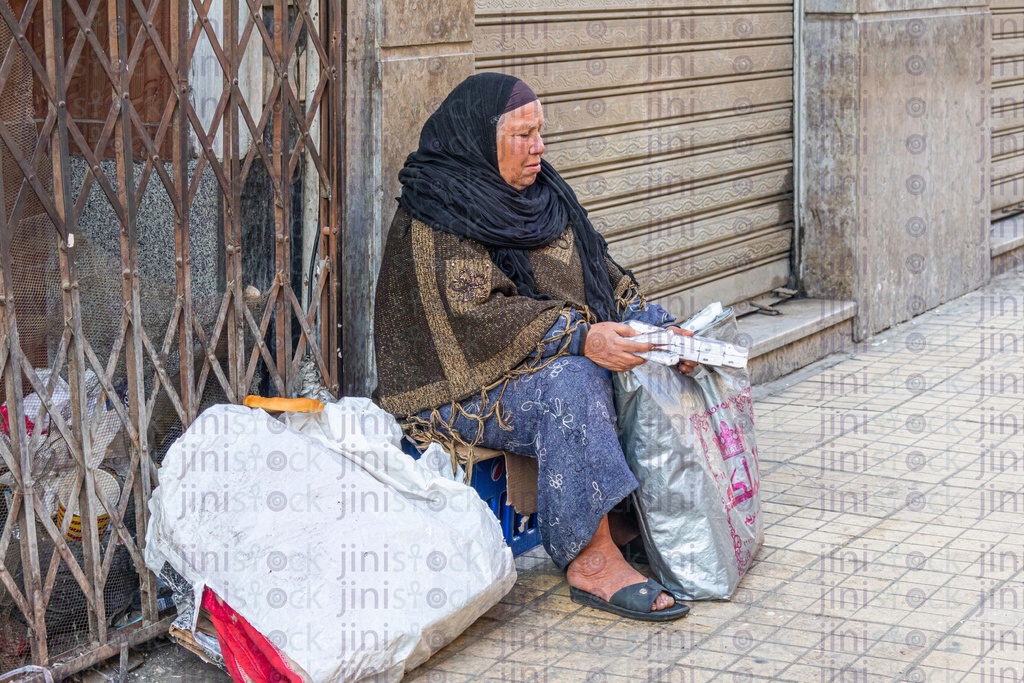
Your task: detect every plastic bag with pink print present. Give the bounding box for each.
[614,303,763,600]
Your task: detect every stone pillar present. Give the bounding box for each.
[800,1,991,341]
[380,1,475,215]
[343,0,474,396]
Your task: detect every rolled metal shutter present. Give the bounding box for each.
[992,1,1024,218]
[474,2,794,315]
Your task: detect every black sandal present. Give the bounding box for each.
[569,578,690,622]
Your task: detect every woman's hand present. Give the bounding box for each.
[583,322,656,372]
[667,326,699,373]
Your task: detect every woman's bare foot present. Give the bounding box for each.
[607,508,640,547]
[567,517,674,611]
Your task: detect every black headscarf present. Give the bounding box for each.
[398,72,621,322]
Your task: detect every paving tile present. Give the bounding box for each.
[431,652,503,676]
[918,650,990,673]
[405,670,477,683]
[677,648,744,670]
[721,654,792,680]
[846,654,913,679]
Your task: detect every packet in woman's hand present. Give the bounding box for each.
[627,318,749,369]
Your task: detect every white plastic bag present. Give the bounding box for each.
[146,398,515,682]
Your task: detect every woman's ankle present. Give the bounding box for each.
[607,509,640,547]
[567,544,614,581]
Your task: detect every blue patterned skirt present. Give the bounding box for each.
[417,356,638,568]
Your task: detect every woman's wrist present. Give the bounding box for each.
[576,321,591,356]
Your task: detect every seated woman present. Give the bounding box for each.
[373,73,695,621]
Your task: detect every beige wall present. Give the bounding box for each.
[380,0,475,232]
[343,0,475,396]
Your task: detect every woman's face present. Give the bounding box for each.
[496,99,545,191]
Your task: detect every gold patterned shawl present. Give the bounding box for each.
[374,207,645,422]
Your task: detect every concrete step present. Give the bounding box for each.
[725,214,1017,386]
[737,298,857,384]
[992,214,1024,276]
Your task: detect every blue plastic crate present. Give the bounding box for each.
[402,439,541,556]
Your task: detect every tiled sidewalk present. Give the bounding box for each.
[408,270,1024,683]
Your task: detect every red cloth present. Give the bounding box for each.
[201,588,304,683]
[0,405,36,438]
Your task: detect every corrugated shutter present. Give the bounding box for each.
[992,1,1024,218]
[474,2,794,315]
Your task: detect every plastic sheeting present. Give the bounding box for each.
[146,398,516,682]
[614,305,763,600]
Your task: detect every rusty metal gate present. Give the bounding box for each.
[0,0,342,675]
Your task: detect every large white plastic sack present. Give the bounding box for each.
[145,399,516,682]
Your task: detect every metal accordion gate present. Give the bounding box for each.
[0,0,342,675]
